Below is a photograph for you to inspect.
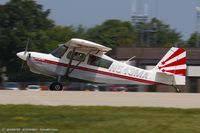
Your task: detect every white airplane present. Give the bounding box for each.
[16,38,186,92]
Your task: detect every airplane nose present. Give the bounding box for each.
[16,51,27,61]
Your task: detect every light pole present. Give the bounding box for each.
[196,1,200,47]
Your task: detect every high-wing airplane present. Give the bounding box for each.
[17,38,186,92]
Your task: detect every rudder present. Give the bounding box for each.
[153,47,186,76]
[152,47,186,85]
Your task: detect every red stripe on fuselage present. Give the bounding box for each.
[33,58,158,85]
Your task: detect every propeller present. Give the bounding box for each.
[20,38,31,71]
[24,38,30,56]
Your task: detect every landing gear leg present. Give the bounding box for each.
[172,85,181,93]
[49,76,63,91]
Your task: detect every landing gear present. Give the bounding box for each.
[49,76,63,91]
[172,85,182,93]
[49,82,63,91]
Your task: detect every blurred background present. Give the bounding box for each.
[0,0,200,92]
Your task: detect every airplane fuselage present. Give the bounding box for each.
[25,50,156,85]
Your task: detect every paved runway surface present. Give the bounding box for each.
[0,90,200,108]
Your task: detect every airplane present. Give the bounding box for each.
[16,38,186,92]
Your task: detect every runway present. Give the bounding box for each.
[0,90,200,108]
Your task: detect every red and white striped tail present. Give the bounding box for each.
[154,47,186,76]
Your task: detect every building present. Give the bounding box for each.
[114,47,200,93]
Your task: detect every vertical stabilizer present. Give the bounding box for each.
[152,47,186,85]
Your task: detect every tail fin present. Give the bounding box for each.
[153,47,186,85]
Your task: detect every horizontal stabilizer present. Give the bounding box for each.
[155,72,174,85]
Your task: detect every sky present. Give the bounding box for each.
[0,0,199,40]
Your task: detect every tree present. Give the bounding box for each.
[30,26,76,53]
[187,32,200,47]
[74,25,88,39]
[0,0,55,81]
[85,19,135,48]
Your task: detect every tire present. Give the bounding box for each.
[49,82,63,91]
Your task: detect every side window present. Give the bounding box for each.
[67,51,86,62]
[88,55,113,69]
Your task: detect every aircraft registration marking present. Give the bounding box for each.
[109,64,149,80]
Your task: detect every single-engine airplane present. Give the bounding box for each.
[17,38,186,92]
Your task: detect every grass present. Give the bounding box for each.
[0,105,200,133]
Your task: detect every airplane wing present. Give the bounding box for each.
[65,38,112,53]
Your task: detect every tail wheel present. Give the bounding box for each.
[172,85,182,93]
[176,88,182,93]
[49,82,63,91]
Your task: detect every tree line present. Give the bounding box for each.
[0,0,198,81]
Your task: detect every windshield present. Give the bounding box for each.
[51,45,68,58]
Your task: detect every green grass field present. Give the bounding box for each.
[0,105,200,133]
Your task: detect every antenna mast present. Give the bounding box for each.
[196,0,200,47]
[131,0,149,25]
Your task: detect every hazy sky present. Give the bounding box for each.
[0,0,199,40]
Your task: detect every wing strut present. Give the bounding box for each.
[66,47,76,78]
[68,50,92,74]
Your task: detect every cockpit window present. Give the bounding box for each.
[67,51,86,62]
[51,45,68,58]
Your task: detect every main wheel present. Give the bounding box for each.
[49,82,63,91]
